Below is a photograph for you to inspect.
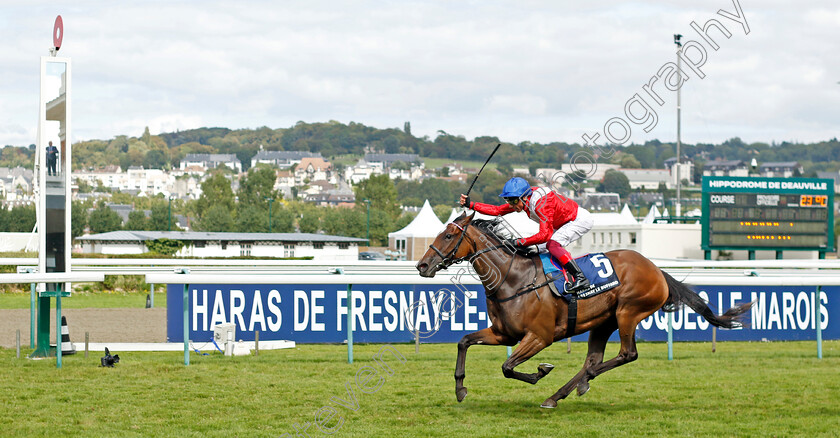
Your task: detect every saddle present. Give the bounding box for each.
[540,252,621,301]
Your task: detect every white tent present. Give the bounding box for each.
[642,205,661,224]
[388,200,446,260]
[389,200,444,239]
[620,204,636,223]
[445,208,463,224]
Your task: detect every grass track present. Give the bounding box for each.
[0,291,165,309]
[1,341,838,437]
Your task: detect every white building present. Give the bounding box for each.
[250,150,322,169]
[759,162,803,178]
[77,231,366,261]
[345,159,383,184]
[621,168,671,190]
[703,160,748,177]
[125,167,172,194]
[294,157,334,185]
[534,163,621,186]
[180,154,242,173]
[364,153,419,170]
[75,166,179,197]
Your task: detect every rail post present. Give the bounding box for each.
[175,268,190,366]
[347,283,353,364]
[816,285,823,359]
[667,311,674,361]
[56,283,62,369]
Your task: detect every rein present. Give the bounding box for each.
[431,219,542,304]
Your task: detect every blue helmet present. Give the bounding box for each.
[499,177,532,198]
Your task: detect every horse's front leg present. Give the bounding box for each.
[455,327,513,402]
[501,331,555,385]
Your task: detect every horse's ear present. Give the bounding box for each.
[466,211,475,222]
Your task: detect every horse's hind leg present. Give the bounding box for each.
[455,327,513,402]
[500,331,555,385]
[541,321,615,409]
[562,314,641,402]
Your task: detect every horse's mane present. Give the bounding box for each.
[470,218,510,245]
[467,217,536,257]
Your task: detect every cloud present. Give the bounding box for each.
[1,1,839,147]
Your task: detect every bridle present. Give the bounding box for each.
[427,219,540,300]
[428,220,484,271]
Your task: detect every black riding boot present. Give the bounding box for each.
[563,258,590,293]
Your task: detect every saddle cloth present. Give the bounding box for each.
[540,252,621,301]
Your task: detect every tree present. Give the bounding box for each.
[322,207,365,239]
[143,150,168,169]
[124,210,148,231]
[194,205,235,232]
[367,208,395,246]
[434,204,453,222]
[354,174,400,218]
[236,205,268,232]
[148,202,174,231]
[141,126,152,146]
[238,166,278,206]
[296,204,322,234]
[598,170,631,200]
[393,211,416,231]
[195,172,235,218]
[6,204,35,232]
[496,162,513,175]
[620,155,642,168]
[71,201,88,238]
[88,203,123,234]
[271,205,296,233]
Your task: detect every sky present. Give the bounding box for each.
[1,0,839,149]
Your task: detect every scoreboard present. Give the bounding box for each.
[702,176,834,251]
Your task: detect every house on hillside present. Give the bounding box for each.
[364,153,419,169]
[816,171,840,193]
[345,158,382,184]
[179,154,242,173]
[294,157,334,184]
[664,157,694,185]
[620,169,671,190]
[703,160,748,177]
[250,150,323,169]
[759,162,803,178]
[582,193,621,212]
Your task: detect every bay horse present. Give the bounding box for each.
[415,212,752,408]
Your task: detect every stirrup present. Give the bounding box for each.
[566,278,590,293]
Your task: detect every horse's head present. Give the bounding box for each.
[416,212,475,277]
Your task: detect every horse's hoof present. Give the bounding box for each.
[577,381,590,396]
[538,363,555,375]
[540,398,557,409]
[456,387,468,403]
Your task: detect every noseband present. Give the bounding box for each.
[428,221,473,271]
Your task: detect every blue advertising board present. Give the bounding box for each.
[167,283,836,343]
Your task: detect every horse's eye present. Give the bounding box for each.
[445,234,452,239]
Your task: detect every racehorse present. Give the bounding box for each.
[415,212,753,408]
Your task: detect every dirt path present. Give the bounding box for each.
[0,308,167,348]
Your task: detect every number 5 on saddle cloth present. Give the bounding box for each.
[541,253,621,301]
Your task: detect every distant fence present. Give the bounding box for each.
[1,258,837,364]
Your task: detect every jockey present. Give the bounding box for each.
[459,176,594,293]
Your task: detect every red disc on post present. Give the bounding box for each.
[53,15,63,50]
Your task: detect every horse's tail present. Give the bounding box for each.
[660,270,753,329]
